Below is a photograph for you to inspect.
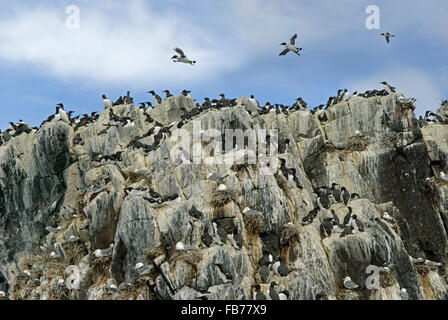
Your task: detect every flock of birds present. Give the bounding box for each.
[4,78,446,149]
[1,31,448,300]
[168,31,395,63]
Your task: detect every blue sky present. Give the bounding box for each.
[0,0,447,130]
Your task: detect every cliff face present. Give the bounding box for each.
[0,93,447,300]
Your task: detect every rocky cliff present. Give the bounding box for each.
[0,92,447,300]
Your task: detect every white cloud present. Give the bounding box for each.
[0,0,243,87]
[347,68,443,115]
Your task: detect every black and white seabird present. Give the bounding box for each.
[252,284,267,300]
[279,290,290,300]
[259,251,273,266]
[380,81,396,94]
[340,89,349,102]
[163,90,173,99]
[267,281,280,300]
[340,225,354,238]
[102,95,113,109]
[343,206,353,225]
[272,256,289,277]
[380,32,395,44]
[171,47,196,65]
[331,183,341,202]
[148,90,162,105]
[279,33,302,56]
[320,219,333,237]
[349,214,364,233]
[340,187,351,204]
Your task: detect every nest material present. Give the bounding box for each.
[146,247,165,263]
[91,255,112,277]
[336,289,359,300]
[415,263,438,275]
[243,214,264,234]
[211,188,238,207]
[323,141,337,153]
[169,250,203,273]
[345,136,369,152]
[47,285,71,300]
[62,241,88,265]
[279,225,300,246]
[43,258,70,279]
[380,271,396,288]
[231,163,256,172]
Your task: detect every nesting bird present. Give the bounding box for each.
[92,244,114,258]
[343,276,359,290]
[134,262,154,275]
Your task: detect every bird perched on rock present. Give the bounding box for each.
[92,244,114,258]
[343,206,353,225]
[320,219,333,237]
[134,262,153,275]
[259,251,273,266]
[382,212,395,222]
[380,32,395,44]
[207,173,229,182]
[102,94,113,109]
[277,256,289,277]
[252,284,267,300]
[17,270,31,278]
[349,214,364,233]
[340,225,354,238]
[147,90,162,105]
[171,47,196,65]
[267,281,280,300]
[279,290,290,300]
[340,187,351,204]
[400,288,409,300]
[242,207,263,216]
[279,33,302,56]
[343,276,359,290]
[440,172,448,183]
[163,90,173,99]
[175,242,199,250]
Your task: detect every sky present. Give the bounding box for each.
[0,0,447,130]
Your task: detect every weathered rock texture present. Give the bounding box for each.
[0,93,447,300]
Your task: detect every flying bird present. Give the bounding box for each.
[171,47,196,65]
[380,32,395,44]
[380,81,396,94]
[279,33,302,56]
